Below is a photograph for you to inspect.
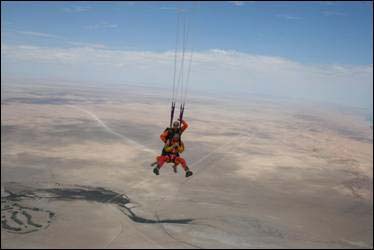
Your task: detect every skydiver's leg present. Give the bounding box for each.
[151,155,162,167]
[169,155,178,173]
[157,155,169,169]
[172,161,178,173]
[174,157,187,171]
[154,155,170,175]
[175,157,193,177]
[150,161,157,167]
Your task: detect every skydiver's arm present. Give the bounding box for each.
[180,120,189,133]
[160,130,168,143]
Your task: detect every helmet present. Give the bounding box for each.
[173,121,179,128]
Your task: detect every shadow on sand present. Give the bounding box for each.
[2,184,193,234]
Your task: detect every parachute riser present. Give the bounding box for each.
[170,102,176,128]
[179,103,185,143]
[179,103,185,126]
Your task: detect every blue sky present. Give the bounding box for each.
[2,1,373,64]
[1,1,373,110]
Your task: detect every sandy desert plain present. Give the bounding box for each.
[1,79,373,248]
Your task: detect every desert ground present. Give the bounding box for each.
[1,79,373,248]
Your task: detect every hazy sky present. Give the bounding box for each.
[1,1,373,110]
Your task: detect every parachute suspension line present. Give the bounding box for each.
[174,12,187,109]
[180,13,190,105]
[169,5,194,128]
[182,3,197,107]
[170,10,181,128]
[177,10,190,126]
[181,2,196,110]
[182,45,193,106]
[176,9,189,131]
[171,10,181,104]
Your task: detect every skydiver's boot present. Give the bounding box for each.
[172,164,178,173]
[185,166,193,178]
[153,166,160,176]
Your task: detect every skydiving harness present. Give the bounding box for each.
[161,145,180,158]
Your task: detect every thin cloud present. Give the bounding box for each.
[3,44,371,80]
[14,30,108,49]
[67,41,107,49]
[324,1,336,5]
[160,7,178,10]
[63,6,92,13]
[16,31,62,39]
[322,10,348,17]
[84,22,118,30]
[275,14,301,20]
[2,45,372,108]
[229,1,245,6]
[159,6,190,13]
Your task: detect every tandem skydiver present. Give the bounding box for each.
[151,119,193,177]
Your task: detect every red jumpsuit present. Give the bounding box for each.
[156,141,188,171]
